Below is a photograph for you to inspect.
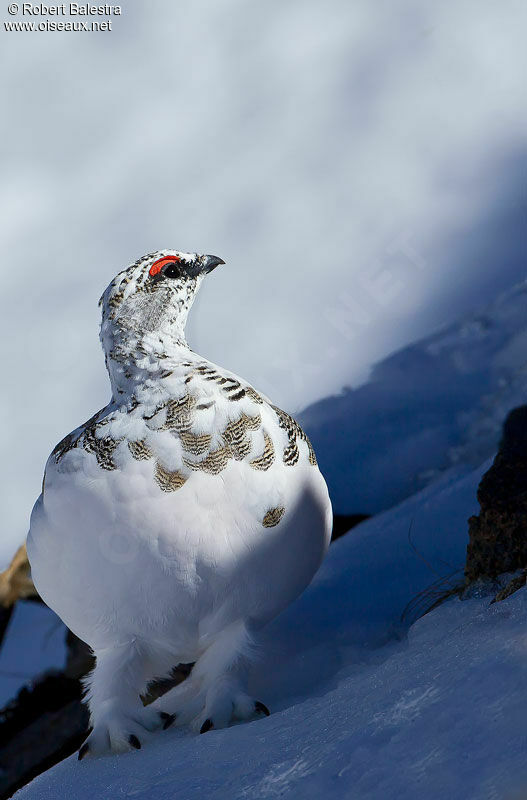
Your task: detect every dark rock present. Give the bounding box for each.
[490,570,527,603]
[142,663,193,704]
[0,634,192,799]
[331,513,370,541]
[64,629,94,680]
[466,406,527,582]
[0,673,89,800]
[0,607,12,653]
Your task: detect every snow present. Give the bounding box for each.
[301,281,527,514]
[1,0,527,566]
[16,458,527,800]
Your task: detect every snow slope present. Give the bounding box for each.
[301,281,527,515]
[17,459,527,800]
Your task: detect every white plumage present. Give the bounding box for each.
[27,250,332,756]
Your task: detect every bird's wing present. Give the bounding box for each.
[43,361,317,494]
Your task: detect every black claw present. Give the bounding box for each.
[160,712,176,730]
[78,742,90,761]
[200,718,214,734]
[128,734,141,750]
[255,701,270,717]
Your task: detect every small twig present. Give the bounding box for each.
[401,569,464,624]
[407,519,443,579]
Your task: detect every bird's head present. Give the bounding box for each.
[100,249,224,334]
[99,249,225,394]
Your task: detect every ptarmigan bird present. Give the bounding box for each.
[27,250,332,757]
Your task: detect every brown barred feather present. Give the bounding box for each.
[262,506,285,528]
[82,426,120,471]
[272,405,317,467]
[222,414,260,460]
[250,432,275,471]
[52,408,106,464]
[163,394,195,432]
[307,440,318,466]
[245,387,264,404]
[179,430,213,455]
[51,432,78,463]
[185,445,230,475]
[283,441,300,466]
[227,389,247,401]
[154,463,187,491]
[128,440,153,461]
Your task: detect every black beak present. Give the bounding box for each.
[201,254,225,274]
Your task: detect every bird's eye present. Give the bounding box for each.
[149,256,181,278]
[163,262,182,279]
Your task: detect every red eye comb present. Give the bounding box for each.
[149,256,181,277]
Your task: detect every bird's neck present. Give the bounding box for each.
[103,322,192,400]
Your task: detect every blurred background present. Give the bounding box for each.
[1,0,526,568]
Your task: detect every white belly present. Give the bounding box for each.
[28,449,331,655]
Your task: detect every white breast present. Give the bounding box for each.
[27,362,332,655]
